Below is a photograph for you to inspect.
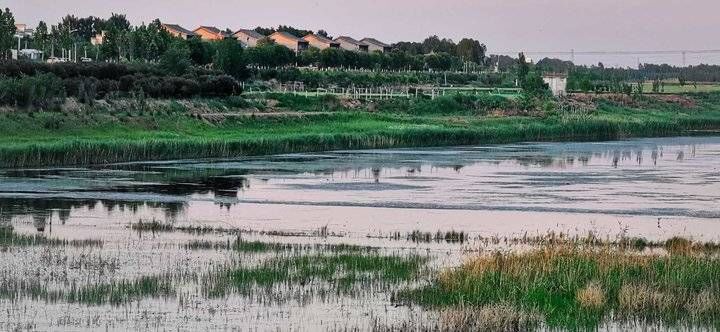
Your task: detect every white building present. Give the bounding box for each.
[18,49,44,61]
[543,73,568,96]
[14,23,34,38]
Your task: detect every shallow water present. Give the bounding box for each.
[1,136,719,330]
[1,136,718,242]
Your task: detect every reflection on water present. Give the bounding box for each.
[1,136,719,240]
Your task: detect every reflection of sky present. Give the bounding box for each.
[1,136,719,239]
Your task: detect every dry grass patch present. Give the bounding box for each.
[439,305,541,332]
[576,282,606,308]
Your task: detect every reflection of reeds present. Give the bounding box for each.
[0,226,102,248]
[399,242,720,329]
[383,230,468,243]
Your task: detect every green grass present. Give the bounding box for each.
[1,93,720,167]
[0,226,103,248]
[640,82,720,94]
[203,251,427,298]
[397,246,720,330]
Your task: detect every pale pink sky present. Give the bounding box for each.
[6,0,720,66]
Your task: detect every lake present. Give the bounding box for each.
[0,136,718,330]
[2,136,718,242]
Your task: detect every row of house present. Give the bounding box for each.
[162,24,392,54]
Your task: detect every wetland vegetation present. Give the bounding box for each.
[2,219,720,330]
[2,91,720,168]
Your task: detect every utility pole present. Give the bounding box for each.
[682,51,687,67]
[571,48,575,63]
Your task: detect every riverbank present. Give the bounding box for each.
[1,92,720,168]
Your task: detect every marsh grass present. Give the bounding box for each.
[2,94,720,167]
[203,250,428,299]
[129,219,176,233]
[0,275,173,306]
[0,226,102,248]
[398,244,720,329]
[398,230,468,243]
[477,232,720,253]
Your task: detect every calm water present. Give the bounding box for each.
[1,136,719,242]
[1,136,719,330]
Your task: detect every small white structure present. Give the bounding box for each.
[543,73,568,96]
[14,23,34,38]
[19,49,43,61]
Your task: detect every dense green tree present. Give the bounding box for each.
[456,38,486,64]
[160,41,191,75]
[392,41,423,55]
[104,13,131,31]
[0,8,16,59]
[421,35,456,54]
[246,43,295,67]
[213,38,247,78]
[517,53,530,82]
[254,25,313,38]
[34,21,49,53]
[187,37,211,65]
[299,47,321,66]
[522,71,549,95]
[424,52,455,71]
[319,48,345,68]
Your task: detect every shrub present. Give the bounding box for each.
[199,75,241,97]
[0,73,65,109]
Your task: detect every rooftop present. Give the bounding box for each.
[162,24,196,36]
[195,26,227,36]
[303,33,337,45]
[334,36,367,46]
[234,29,265,39]
[270,31,303,42]
[360,38,390,48]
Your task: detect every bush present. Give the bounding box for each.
[0,73,65,109]
[199,75,241,97]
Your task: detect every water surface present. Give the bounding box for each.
[1,136,718,242]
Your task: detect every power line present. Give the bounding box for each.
[491,49,720,56]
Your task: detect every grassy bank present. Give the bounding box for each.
[1,92,720,167]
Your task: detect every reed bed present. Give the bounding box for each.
[202,250,428,299]
[0,226,103,248]
[1,100,719,168]
[398,243,720,329]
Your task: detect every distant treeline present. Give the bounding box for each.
[0,60,242,108]
[534,57,720,92]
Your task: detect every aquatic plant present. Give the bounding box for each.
[398,244,720,329]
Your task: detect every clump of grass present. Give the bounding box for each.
[484,232,720,253]
[231,239,296,253]
[665,236,693,255]
[0,275,173,306]
[576,282,606,308]
[129,219,175,233]
[0,226,102,248]
[439,305,541,331]
[398,245,720,329]
[67,276,174,305]
[388,230,468,243]
[203,251,427,298]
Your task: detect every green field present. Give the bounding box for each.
[640,82,720,94]
[1,92,720,168]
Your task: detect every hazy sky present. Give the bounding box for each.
[6,0,720,66]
